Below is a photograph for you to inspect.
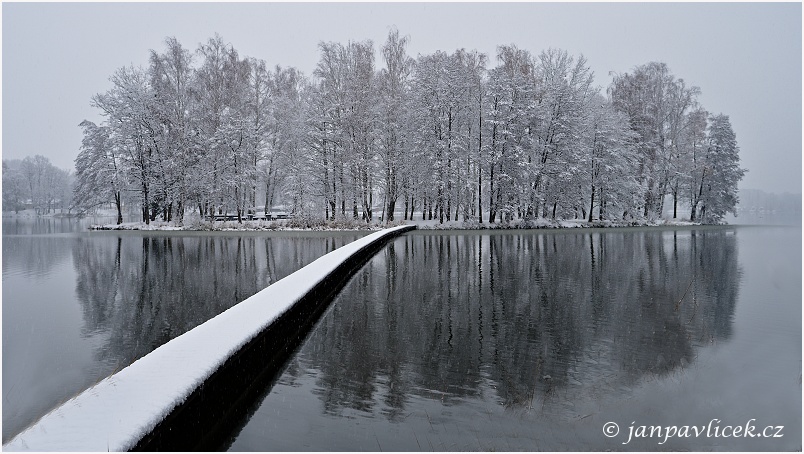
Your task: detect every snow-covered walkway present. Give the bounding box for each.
[3,225,415,451]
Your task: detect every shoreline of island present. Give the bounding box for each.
[87,218,719,232]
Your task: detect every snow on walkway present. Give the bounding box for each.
[3,225,414,452]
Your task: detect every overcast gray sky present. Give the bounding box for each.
[3,2,801,194]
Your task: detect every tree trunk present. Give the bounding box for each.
[477,167,483,223]
[141,180,150,225]
[477,107,483,223]
[115,191,123,225]
[673,191,678,219]
[488,163,496,223]
[599,188,605,221]
[386,198,396,223]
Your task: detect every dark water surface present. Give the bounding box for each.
[1,217,365,442]
[228,226,801,451]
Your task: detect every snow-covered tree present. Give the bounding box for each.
[678,107,708,219]
[609,62,701,219]
[409,48,488,223]
[92,65,159,224]
[376,28,413,222]
[313,40,378,222]
[148,37,195,223]
[2,160,27,213]
[531,48,596,220]
[692,114,746,223]
[73,33,746,226]
[73,120,128,223]
[191,35,255,222]
[580,96,640,221]
[271,68,313,217]
[245,58,272,213]
[485,45,536,222]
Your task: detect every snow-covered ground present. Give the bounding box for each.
[89,216,703,232]
[408,217,700,230]
[3,225,413,452]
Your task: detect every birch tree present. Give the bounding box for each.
[376,28,412,222]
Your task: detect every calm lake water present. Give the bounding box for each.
[1,217,365,442]
[2,219,801,450]
[226,226,801,451]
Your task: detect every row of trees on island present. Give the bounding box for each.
[73,30,745,225]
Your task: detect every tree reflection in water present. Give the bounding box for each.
[72,233,362,371]
[3,230,363,442]
[277,229,741,419]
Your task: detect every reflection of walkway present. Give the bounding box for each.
[3,226,414,452]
